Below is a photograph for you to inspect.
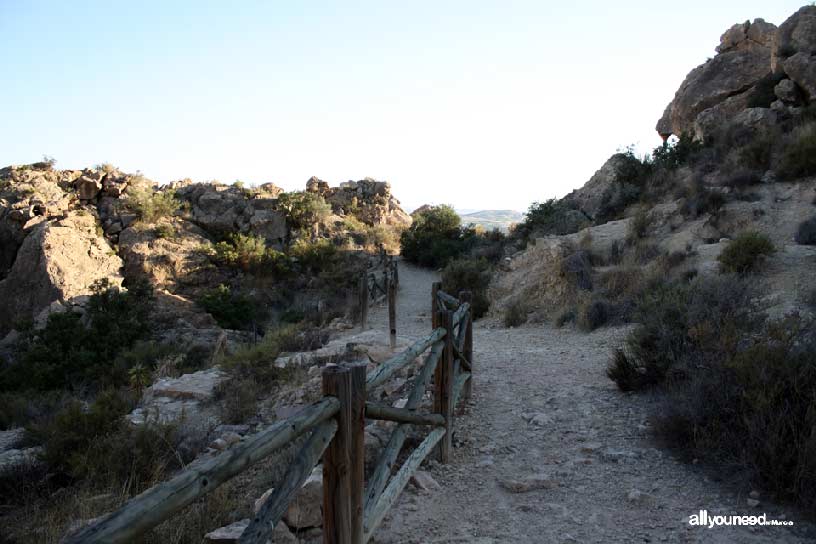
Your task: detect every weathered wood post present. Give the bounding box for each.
[391,256,399,288]
[433,310,454,463]
[459,290,473,403]
[322,364,365,544]
[359,275,369,330]
[431,282,441,331]
[348,364,366,544]
[388,278,397,349]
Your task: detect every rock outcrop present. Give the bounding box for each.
[0,211,122,334]
[562,154,638,221]
[657,9,816,141]
[656,19,776,139]
[306,177,412,228]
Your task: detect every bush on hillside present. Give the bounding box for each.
[0,280,153,393]
[606,274,760,392]
[651,315,816,509]
[650,134,703,171]
[277,191,331,233]
[400,205,465,268]
[503,299,527,327]
[198,284,267,330]
[127,186,179,223]
[212,233,289,274]
[795,216,816,245]
[514,199,589,241]
[27,390,183,490]
[440,257,492,319]
[717,231,775,274]
[778,122,816,181]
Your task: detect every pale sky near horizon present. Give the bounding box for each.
[0,1,805,212]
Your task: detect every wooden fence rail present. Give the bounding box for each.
[66,282,473,544]
[359,253,399,334]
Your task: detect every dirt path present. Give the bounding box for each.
[365,260,815,544]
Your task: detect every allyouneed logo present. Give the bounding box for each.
[689,510,793,528]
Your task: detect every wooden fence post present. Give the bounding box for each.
[348,364,366,544]
[391,257,399,288]
[433,310,454,463]
[359,276,368,331]
[388,278,397,349]
[459,290,473,404]
[322,364,364,544]
[431,282,441,331]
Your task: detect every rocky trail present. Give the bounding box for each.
[361,261,815,544]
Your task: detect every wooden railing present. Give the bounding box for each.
[65,283,473,544]
[359,250,399,347]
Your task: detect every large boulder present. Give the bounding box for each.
[656,18,776,139]
[772,6,816,73]
[0,212,123,334]
[782,52,816,101]
[562,154,639,220]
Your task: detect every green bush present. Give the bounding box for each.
[440,257,492,319]
[401,205,466,268]
[778,122,816,180]
[127,186,179,223]
[795,216,816,245]
[515,199,589,240]
[0,280,153,393]
[277,191,331,232]
[650,134,702,171]
[717,231,775,274]
[626,208,651,242]
[198,284,266,330]
[28,390,181,490]
[576,297,612,331]
[289,238,337,273]
[212,234,288,274]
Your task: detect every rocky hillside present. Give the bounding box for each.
[491,6,816,325]
[0,166,410,341]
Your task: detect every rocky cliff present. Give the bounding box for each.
[657,6,816,141]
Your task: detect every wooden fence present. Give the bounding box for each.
[66,283,473,544]
[359,250,399,348]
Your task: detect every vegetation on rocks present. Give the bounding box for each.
[127,184,180,223]
[717,231,775,274]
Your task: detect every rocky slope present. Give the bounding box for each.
[496,6,816,323]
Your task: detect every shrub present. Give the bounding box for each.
[28,390,182,490]
[678,178,725,217]
[289,238,338,274]
[559,250,593,291]
[778,122,816,180]
[717,231,775,274]
[127,186,179,223]
[626,208,651,242]
[515,199,589,240]
[212,234,288,274]
[651,316,816,509]
[650,134,703,170]
[795,216,816,245]
[0,280,153,393]
[606,274,760,392]
[577,296,612,332]
[277,191,331,232]
[441,257,492,319]
[503,299,527,328]
[400,205,465,268]
[198,284,266,330]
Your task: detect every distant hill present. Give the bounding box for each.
[458,209,523,232]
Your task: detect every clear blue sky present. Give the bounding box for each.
[0,1,804,212]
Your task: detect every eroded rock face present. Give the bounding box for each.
[656,19,775,139]
[177,183,288,245]
[772,6,816,73]
[783,52,816,101]
[308,177,412,228]
[0,212,122,334]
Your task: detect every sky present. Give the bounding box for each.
[0,1,805,212]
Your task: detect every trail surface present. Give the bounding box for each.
[365,260,814,543]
